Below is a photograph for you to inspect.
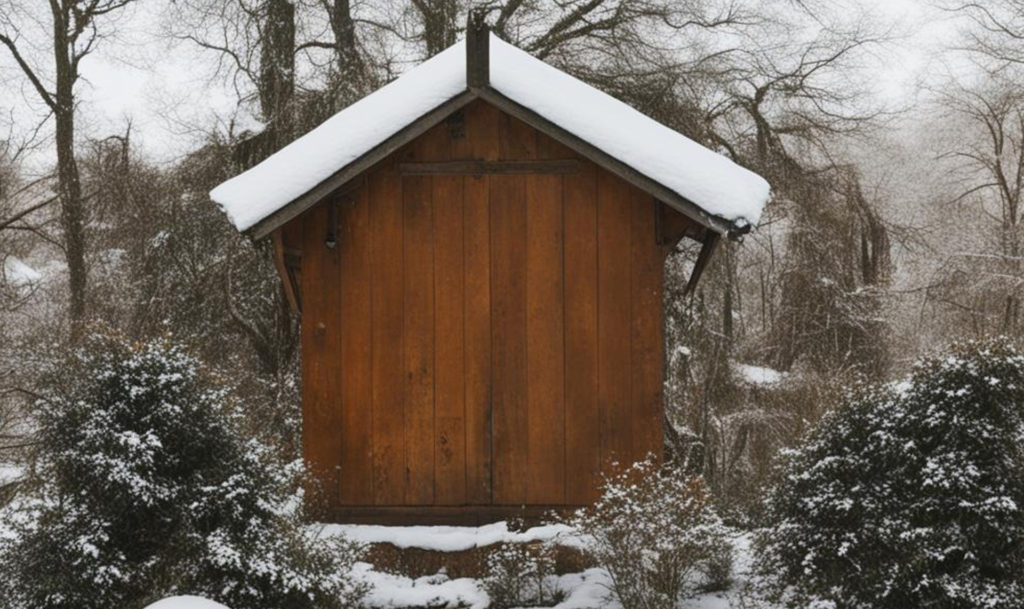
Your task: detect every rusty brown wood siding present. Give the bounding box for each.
[291,100,674,513]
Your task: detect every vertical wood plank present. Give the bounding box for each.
[452,100,501,161]
[526,173,566,504]
[499,112,538,161]
[492,105,535,506]
[490,174,528,504]
[536,131,573,160]
[631,190,665,466]
[462,101,498,505]
[597,170,634,472]
[338,185,374,504]
[563,161,601,504]
[464,173,492,505]
[370,165,406,505]
[434,174,467,505]
[403,173,436,505]
[281,216,304,250]
[300,203,343,508]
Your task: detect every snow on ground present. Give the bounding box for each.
[0,514,760,608]
[319,520,578,552]
[356,563,490,609]
[143,597,230,609]
[733,362,786,386]
[0,464,22,485]
[354,563,615,609]
[3,256,42,286]
[342,527,760,609]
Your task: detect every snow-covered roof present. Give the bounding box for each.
[488,38,768,228]
[211,34,770,236]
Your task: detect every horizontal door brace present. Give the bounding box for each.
[398,159,582,175]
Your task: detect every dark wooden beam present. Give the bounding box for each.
[466,9,489,90]
[324,504,586,526]
[656,202,703,249]
[398,159,582,175]
[684,231,721,295]
[248,90,478,240]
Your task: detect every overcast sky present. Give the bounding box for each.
[0,0,966,169]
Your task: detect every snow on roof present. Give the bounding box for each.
[211,42,466,232]
[211,34,770,234]
[488,36,769,226]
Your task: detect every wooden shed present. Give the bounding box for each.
[212,17,769,524]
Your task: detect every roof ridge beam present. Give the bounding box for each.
[466,9,489,91]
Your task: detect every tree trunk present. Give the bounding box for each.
[51,3,87,339]
[259,0,296,152]
[330,0,361,80]
[415,0,458,57]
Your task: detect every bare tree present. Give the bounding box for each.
[0,0,141,339]
[169,0,299,158]
[259,0,296,150]
[925,81,1024,334]
[410,0,458,56]
[944,0,1024,69]
[298,0,368,89]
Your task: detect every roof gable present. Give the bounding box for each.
[211,31,770,240]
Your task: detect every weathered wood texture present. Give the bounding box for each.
[291,100,681,517]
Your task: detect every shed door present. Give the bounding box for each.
[379,165,576,509]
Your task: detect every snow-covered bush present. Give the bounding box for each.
[481,540,560,608]
[0,335,365,609]
[567,458,734,609]
[755,338,1024,608]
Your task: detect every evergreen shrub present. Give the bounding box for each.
[0,335,364,609]
[756,339,1024,608]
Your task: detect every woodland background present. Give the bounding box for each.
[2,0,1024,523]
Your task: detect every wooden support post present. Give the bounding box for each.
[656,201,703,250]
[272,230,302,313]
[466,9,489,90]
[684,231,721,296]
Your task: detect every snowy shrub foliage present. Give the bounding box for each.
[568,458,734,609]
[0,335,365,609]
[756,339,1024,608]
[481,540,561,608]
